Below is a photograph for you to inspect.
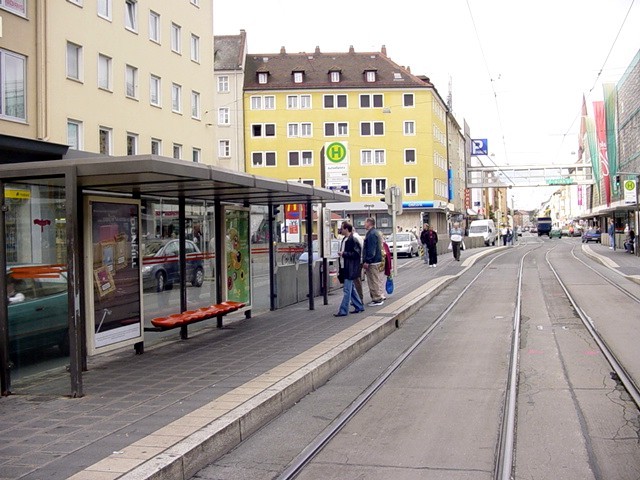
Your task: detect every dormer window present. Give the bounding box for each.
[330,71,341,83]
[293,71,304,83]
[365,70,377,83]
[258,72,268,84]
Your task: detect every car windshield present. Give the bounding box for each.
[387,233,411,242]
[469,226,487,233]
[143,241,166,255]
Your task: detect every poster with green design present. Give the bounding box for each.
[225,206,251,305]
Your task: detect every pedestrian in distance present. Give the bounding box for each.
[334,222,365,317]
[501,224,509,246]
[608,218,615,249]
[624,229,635,254]
[362,217,385,306]
[450,222,464,262]
[420,223,439,267]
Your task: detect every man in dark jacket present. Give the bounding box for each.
[420,223,439,267]
[334,222,365,317]
[362,217,384,306]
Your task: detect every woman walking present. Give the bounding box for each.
[450,222,464,262]
[420,223,439,267]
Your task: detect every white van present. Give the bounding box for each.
[468,219,497,246]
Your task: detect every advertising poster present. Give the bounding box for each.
[225,207,251,305]
[87,198,142,353]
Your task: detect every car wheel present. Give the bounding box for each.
[156,271,166,292]
[192,267,204,287]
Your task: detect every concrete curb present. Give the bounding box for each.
[582,244,640,286]
[99,248,502,480]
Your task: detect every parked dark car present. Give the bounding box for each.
[582,228,602,243]
[7,268,69,356]
[142,239,204,291]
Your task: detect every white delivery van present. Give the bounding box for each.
[468,219,497,246]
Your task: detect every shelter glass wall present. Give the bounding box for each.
[4,181,69,385]
[140,198,216,338]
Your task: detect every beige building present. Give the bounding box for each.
[213,30,247,171]
[1,0,216,163]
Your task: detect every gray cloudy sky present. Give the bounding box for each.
[214,0,639,209]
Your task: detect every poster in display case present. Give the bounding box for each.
[84,197,143,355]
[224,206,251,306]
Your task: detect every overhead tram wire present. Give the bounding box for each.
[465,0,514,186]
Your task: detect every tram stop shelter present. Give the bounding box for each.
[0,154,349,398]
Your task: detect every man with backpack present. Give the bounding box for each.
[362,217,385,306]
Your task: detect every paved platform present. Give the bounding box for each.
[0,246,499,480]
[581,241,640,284]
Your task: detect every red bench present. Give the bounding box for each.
[147,301,246,331]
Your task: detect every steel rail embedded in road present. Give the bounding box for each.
[546,250,640,408]
[277,249,516,480]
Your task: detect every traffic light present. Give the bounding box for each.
[270,204,280,220]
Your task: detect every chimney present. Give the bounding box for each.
[349,45,355,53]
[280,46,286,55]
[381,45,387,56]
[406,65,411,73]
[315,46,321,54]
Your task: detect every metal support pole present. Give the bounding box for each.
[268,202,276,311]
[306,200,314,310]
[214,201,225,325]
[178,197,187,339]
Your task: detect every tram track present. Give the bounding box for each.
[277,247,531,480]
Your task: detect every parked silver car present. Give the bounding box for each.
[385,232,420,257]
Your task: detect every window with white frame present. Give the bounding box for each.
[435,179,448,198]
[375,178,386,194]
[97,54,111,90]
[365,70,376,82]
[403,93,414,107]
[359,94,383,108]
[337,122,348,136]
[288,151,313,167]
[0,0,26,15]
[403,120,415,135]
[0,49,26,120]
[125,65,138,98]
[286,95,298,109]
[66,42,82,81]
[405,177,417,195]
[171,83,182,112]
[67,120,82,150]
[433,125,445,145]
[434,151,446,170]
[360,121,384,136]
[404,149,416,164]
[125,0,137,31]
[258,72,268,84]
[251,151,276,167]
[300,94,311,109]
[150,74,161,106]
[192,148,201,163]
[171,23,181,53]
[252,123,275,137]
[433,101,446,122]
[361,179,373,195]
[300,123,312,137]
[149,11,160,42]
[287,124,299,138]
[324,123,335,137]
[250,96,262,110]
[126,132,138,155]
[218,107,230,125]
[293,71,303,83]
[330,71,340,83]
[218,140,230,158]
[217,75,229,93]
[323,94,347,108]
[172,143,182,159]
[360,149,385,165]
[97,0,111,20]
[151,138,161,155]
[190,34,200,62]
[99,127,112,154]
[264,95,275,109]
[191,91,200,119]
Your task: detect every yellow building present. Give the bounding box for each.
[1,0,215,162]
[243,46,450,234]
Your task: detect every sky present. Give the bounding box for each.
[213,0,640,210]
